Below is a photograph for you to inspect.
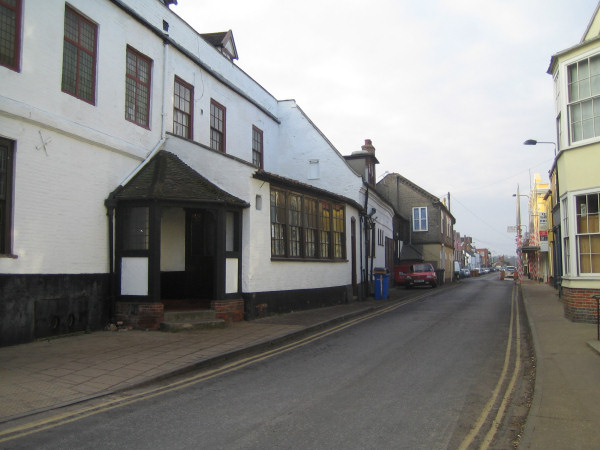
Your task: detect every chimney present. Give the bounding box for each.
[361,139,375,154]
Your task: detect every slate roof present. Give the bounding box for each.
[112,151,248,207]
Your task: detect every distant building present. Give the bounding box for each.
[377,174,455,283]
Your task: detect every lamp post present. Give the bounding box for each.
[513,187,526,282]
[523,139,557,156]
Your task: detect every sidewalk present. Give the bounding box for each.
[0,288,413,423]
[520,279,600,449]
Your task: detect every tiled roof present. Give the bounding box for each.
[113,151,248,207]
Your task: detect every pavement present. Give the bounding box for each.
[0,278,599,449]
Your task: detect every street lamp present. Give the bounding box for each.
[523,139,557,156]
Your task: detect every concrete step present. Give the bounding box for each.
[159,319,227,332]
[163,309,217,322]
[160,309,227,332]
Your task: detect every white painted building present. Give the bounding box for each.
[0,0,396,345]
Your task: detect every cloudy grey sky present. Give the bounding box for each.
[172,0,597,257]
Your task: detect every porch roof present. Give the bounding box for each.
[111,151,248,207]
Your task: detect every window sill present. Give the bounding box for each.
[0,253,18,259]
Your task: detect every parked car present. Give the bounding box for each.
[504,266,517,279]
[394,263,437,288]
[460,268,471,278]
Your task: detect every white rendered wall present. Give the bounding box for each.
[274,101,364,202]
[0,117,139,275]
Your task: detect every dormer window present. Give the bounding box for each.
[200,30,238,62]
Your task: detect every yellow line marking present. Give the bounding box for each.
[0,294,430,443]
[459,283,517,450]
[480,285,521,449]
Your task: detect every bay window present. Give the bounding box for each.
[568,54,600,142]
[270,188,345,260]
[576,192,600,273]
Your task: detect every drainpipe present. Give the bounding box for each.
[106,202,116,322]
[364,184,371,297]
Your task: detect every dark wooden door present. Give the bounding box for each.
[186,210,216,298]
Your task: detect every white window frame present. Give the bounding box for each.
[574,190,600,276]
[566,51,600,144]
[412,206,428,232]
[561,196,571,276]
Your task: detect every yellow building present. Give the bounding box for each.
[523,175,550,284]
[546,2,600,322]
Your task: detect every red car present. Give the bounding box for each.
[394,263,438,288]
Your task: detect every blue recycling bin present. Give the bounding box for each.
[374,271,390,300]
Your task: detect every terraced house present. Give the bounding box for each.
[545,1,600,322]
[0,0,396,345]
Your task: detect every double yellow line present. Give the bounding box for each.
[459,283,522,450]
[1,294,429,443]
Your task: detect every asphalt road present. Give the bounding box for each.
[8,274,526,449]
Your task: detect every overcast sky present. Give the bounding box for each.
[172,0,598,257]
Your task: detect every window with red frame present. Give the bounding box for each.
[0,0,22,71]
[173,77,193,139]
[210,99,226,152]
[252,126,263,168]
[125,46,152,128]
[61,6,97,104]
[0,137,14,255]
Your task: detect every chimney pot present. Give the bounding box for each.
[361,139,375,153]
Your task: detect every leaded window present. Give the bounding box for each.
[304,197,317,258]
[173,77,193,139]
[270,189,286,256]
[0,0,21,71]
[125,47,152,128]
[210,99,225,152]
[270,188,344,260]
[332,205,345,259]
[61,6,97,103]
[0,137,14,255]
[288,194,302,257]
[122,207,149,251]
[252,126,263,168]
[319,201,331,259]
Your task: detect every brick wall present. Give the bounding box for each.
[562,287,600,323]
[115,302,164,330]
[211,299,244,322]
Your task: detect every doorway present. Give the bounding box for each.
[185,210,217,299]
